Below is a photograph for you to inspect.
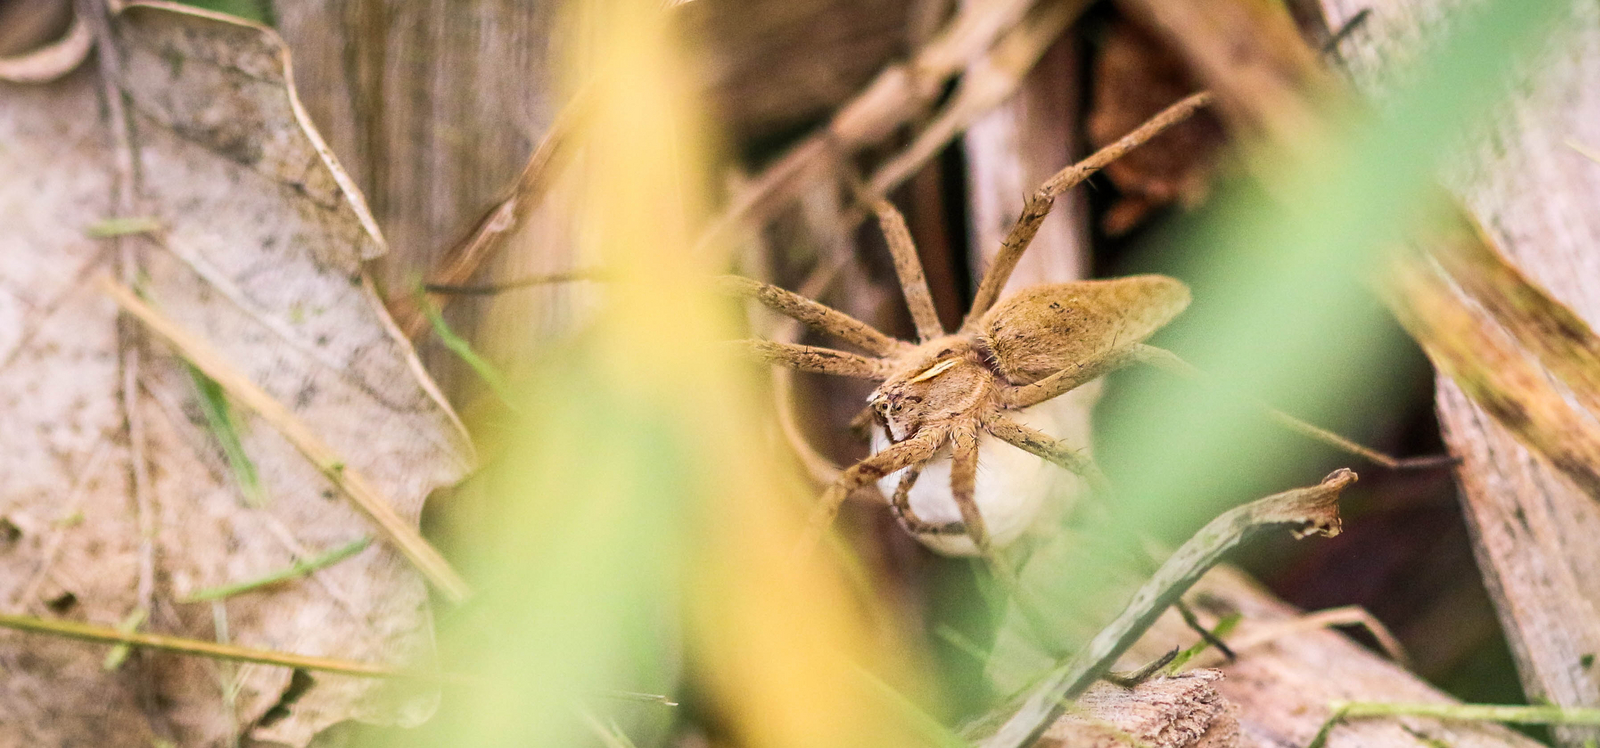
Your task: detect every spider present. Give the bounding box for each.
[726,104,1436,564]
[726,194,1194,562]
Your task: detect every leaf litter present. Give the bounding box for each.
[0,3,473,745]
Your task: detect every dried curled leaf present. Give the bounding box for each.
[0,0,92,84]
[1087,18,1226,234]
[0,4,471,746]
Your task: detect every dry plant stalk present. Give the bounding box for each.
[404,0,1085,334]
[697,0,1076,253]
[0,611,420,678]
[389,84,593,339]
[968,469,1355,748]
[97,276,471,602]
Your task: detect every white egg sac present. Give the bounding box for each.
[872,397,1085,556]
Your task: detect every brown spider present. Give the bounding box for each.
[726,193,1190,561]
[725,98,1433,563]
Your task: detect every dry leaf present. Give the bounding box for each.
[0,0,92,84]
[0,4,472,746]
[1087,17,1226,235]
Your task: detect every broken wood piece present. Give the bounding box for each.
[1040,669,1240,748]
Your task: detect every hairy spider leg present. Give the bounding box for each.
[889,465,964,535]
[718,275,904,356]
[961,92,1214,331]
[1000,343,1148,409]
[794,426,949,561]
[985,415,1114,497]
[871,199,946,342]
[733,339,892,380]
[949,429,990,555]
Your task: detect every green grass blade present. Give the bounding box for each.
[418,292,519,411]
[181,537,370,602]
[186,365,267,507]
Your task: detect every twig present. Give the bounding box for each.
[1165,612,1241,673]
[1307,702,1600,748]
[421,270,606,296]
[962,91,1214,328]
[80,0,159,628]
[1191,605,1410,670]
[180,537,371,602]
[866,0,1085,197]
[0,611,430,678]
[97,275,472,603]
[391,83,594,339]
[966,468,1355,748]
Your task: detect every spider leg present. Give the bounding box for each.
[962,92,1213,331]
[1132,344,1457,470]
[870,199,946,342]
[949,429,993,557]
[731,339,891,380]
[718,275,904,357]
[795,426,949,559]
[986,414,1114,496]
[887,464,966,536]
[950,429,1064,645]
[1000,344,1146,409]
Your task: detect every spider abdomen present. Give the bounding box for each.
[978,275,1190,384]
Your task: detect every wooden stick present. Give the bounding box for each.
[97,275,472,603]
[693,0,1050,256]
[390,84,593,339]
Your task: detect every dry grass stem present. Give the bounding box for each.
[97,275,472,602]
[392,84,593,339]
[696,0,1059,254]
[866,0,1086,196]
[0,611,426,678]
[82,0,159,623]
[1192,605,1410,669]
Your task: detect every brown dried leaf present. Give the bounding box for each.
[0,4,471,746]
[1087,18,1226,234]
[0,0,91,84]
